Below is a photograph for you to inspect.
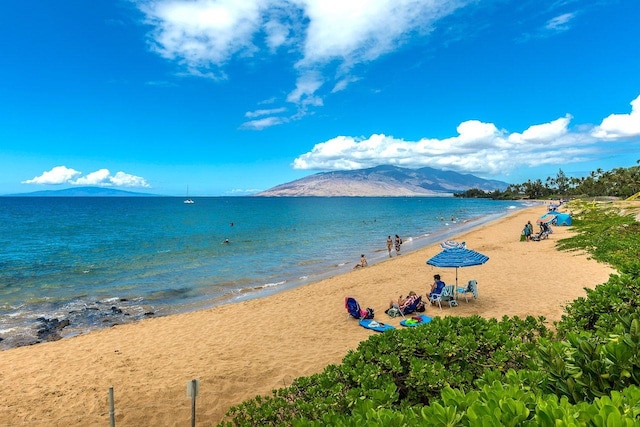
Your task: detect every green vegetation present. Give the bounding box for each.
[218,200,640,426]
[455,163,640,200]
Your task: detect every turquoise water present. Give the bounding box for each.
[0,197,527,348]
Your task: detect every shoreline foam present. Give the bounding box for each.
[0,205,615,426]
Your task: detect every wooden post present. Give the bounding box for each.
[190,379,197,427]
[109,387,115,427]
[186,379,199,426]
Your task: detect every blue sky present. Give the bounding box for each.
[1,0,639,196]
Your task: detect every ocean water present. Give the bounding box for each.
[0,196,527,349]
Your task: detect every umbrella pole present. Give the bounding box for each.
[455,268,459,302]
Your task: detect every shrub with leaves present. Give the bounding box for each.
[293,381,640,426]
[556,274,640,337]
[221,316,547,426]
[538,318,640,404]
[556,201,640,275]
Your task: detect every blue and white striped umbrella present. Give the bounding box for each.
[440,240,466,249]
[426,243,489,286]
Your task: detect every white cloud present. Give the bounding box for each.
[109,171,151,188]
[331,76,360,93]
[244,107,287,118]
[240,116,288,130]
[592,94,640,140]
[72,168,111,185]
[139,0,266,76]
[138,0,469,72]
[228,188,263,194]
[22,166,81,184]
[22,167,150,188]
[545,12,575,32]
[137,0,473,125]
[286,71,324,103]
[508,115,571,144]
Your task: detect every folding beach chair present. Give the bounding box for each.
[457,280,478,303]
[400,295,424,316]
[429,285,457,309]
[345,296,374,320]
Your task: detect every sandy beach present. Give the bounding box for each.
[0,205,616,426]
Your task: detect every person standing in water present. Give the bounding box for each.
[386,236,393,257]
[394,234,402,255]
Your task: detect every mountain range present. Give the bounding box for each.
[5,166,508,197]
[256,165,508,197]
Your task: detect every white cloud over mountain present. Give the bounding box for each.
[22,166,150,188]
[293,95,640,176]
[21,166,82,185]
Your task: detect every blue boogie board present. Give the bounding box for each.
[359,318,395,332]
[400,314,432,327]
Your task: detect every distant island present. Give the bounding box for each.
[4,187,162,197]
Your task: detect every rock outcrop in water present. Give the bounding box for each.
[36,317,71,342]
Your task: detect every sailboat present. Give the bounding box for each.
[184,185,194,204]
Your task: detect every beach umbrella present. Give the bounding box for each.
[537,213,556,224]
[426,241,489,287]
[440,240,466,249]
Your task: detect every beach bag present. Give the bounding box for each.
[385,307,401,318]
[364,307,374,319]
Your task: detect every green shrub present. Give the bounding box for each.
[221,316,547,426]
[293,383,640,426]
[537,318,640,403]
[556,274,640,337]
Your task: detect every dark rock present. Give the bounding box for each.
[36,317,71,341]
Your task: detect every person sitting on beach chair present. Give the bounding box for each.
[387,291,421,316]
[531,223,552,241]
[429,274,446,301]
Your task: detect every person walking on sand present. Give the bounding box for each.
[386,236,393,257]
[394,234,402,255]
[353,254,368,269]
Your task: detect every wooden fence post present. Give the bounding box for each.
[109,386,115,427]
[190,379,198,427]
